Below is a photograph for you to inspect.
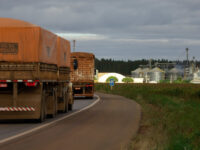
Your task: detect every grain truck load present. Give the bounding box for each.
[57,37,71,68]
[0,18,58,81]
[70,52,94,82]
[0,18,57,65]
[57,37,71,81]
[0,18,73,121]
[70,52,94,98]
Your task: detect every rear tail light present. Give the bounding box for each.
[0,83,8,88]
[86,84,93,87]
[25,82,37,87]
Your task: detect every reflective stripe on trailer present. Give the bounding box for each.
[0,107,35,112]
[0,80,39,83]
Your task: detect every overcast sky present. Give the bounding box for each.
[1,0,200,60]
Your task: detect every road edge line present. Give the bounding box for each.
[0,94,100,144]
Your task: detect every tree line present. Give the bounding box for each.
[95,58,200,76]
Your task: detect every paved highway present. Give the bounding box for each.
[0,93,141,150]
[0,97,97,141]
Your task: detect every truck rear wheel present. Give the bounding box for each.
[39,90,46,122]
[68,104,73,111]
[51,101,57,118]
[68,91,73,111]
[51,89,57,118]
[52,90,58,117]
[64,92,69,113]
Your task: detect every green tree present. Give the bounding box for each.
[106,76,118,83]
[122,77,133,83]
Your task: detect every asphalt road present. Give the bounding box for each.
[0,92,141,150]
[0,97,97,141]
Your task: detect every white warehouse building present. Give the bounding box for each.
[98,73,126,83]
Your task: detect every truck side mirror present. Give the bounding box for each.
[73,59,78,70]
[94,68,97,75]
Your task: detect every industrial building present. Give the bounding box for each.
[131,67,165,83]
[148,67,165,83]
[130,48,199,83]
[191,69,200,84]
[97,72,126,83]
[167,68,183,81]
[131,68,143,78]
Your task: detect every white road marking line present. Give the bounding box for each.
[0,94,100,144]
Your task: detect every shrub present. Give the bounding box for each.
[122,77,133,83]
[106,76,118,83]
[160,80,170,83]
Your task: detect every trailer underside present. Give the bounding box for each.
[73,82,94,98]
[0,84,42,119]
[0,62,73,121]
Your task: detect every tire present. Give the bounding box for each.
[68,103,73,111]
[39,91,46,122]
[51,90,57,118]
[64,92,69,113]
[68,93,73,111]
[86,96,93,99]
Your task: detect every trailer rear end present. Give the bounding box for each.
[70,52,94,98]
[0,18,73,121]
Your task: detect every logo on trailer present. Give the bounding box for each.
[0,42,18,54]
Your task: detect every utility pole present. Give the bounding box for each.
[73,40,76,52]
[149,59,152,69]
[192,56,196,73]
[184,48,189,79]
[186,48,189,66]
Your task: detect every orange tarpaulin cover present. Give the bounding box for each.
[57,37,71,67]
[0,18,70,67]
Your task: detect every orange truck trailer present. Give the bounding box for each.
[70,52,95,98]
[0,18,73,122]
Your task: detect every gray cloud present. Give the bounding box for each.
[0,0,200,60]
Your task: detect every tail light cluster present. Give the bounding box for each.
[0,80,39,88]
[25,82,38,87]
[86,84,93,88]
[0,83,7,88]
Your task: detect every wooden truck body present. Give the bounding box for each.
[70,52,94,98]
[0,18,73,121]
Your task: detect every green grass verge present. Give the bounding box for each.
[95,83,200,150]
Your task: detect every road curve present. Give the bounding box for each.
[0,97,98,143]
[0,92,141,150]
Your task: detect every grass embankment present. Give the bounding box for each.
[95,83,200,150]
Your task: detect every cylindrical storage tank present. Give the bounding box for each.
[142,68,151,82]
[148,67,165,82]
[194,70,200,79]
[142,68,150,77]
[168,68,182,81]
[131,68,143,78]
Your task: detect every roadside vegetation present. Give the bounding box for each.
[122,77,134,83]
[106,76,118,83]
[160,78,190,84]
[95,83,200,150]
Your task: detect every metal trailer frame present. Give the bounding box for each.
[0,62,73,122]
[72,81,94,98]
